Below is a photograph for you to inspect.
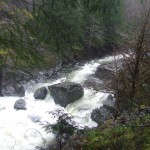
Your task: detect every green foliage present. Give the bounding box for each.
[81,113,150,150]
[111,9,150,112]
[43,109,77,136]
[81,0,120,14]
[0,3,44,68]
[30,0,122,57]
[0,0,123,68]
[32,0,82,56]
[42,109,78,150]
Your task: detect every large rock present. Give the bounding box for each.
[83,76,102,91]
[91,105,115,125]
[15,85,25,97]
[34,87,47,100]
[83,66,116,92]
[14,99,26,110]
[48,82,84,107]
[102,94,115,107]
[91,94,115,125]
[94,66,115,81]
[28,115,41,123]
[2,85,15,96]
[3,84,25,97]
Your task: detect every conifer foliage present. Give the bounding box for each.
[0,0,121,62]
[30,0,122,56]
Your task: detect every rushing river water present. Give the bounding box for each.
[0,55,123,150]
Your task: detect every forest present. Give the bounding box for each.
[0,0,150,150]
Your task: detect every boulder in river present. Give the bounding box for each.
[83,76,102,90]
[34,87,47,100]
[91,105,115,125]
[14,99,26,110]
[28,115,41,123]
[15,85,25,97]
[2,84,25,97]
[102,94,115,107]
[94,66,115,81]
[48,82,84,107]
[91,94,115,125]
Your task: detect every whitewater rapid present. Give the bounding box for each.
[0,55,123,150]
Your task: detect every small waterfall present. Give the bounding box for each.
[0,54,123,150]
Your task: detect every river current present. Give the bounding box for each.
[0,55,123,150]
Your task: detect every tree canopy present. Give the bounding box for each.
[0,0,122,67]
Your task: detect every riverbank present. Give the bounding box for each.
[1,43,117,97]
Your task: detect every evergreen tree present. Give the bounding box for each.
[42,109,78,150]
[30,0,122,57]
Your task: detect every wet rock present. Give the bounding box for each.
[91,105,115,125]
[15,85,25,97]
[2,84,25,97]
[48,82,84,107]
[102,94,115,107]
[3,70,32,83]
[34,87,47,100]
[85,66,116,92]
[2,85,15,96]
[94,66,115,81]
[91,95,115,125]
[35,146,48,150]
[83,76,102,90]
[28,115,41,123]
[100,58,124,71]
[14,99,26,110]
[83,75,114,92]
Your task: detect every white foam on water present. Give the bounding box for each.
[0,54,123,150]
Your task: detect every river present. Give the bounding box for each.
[0,54,123,150]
